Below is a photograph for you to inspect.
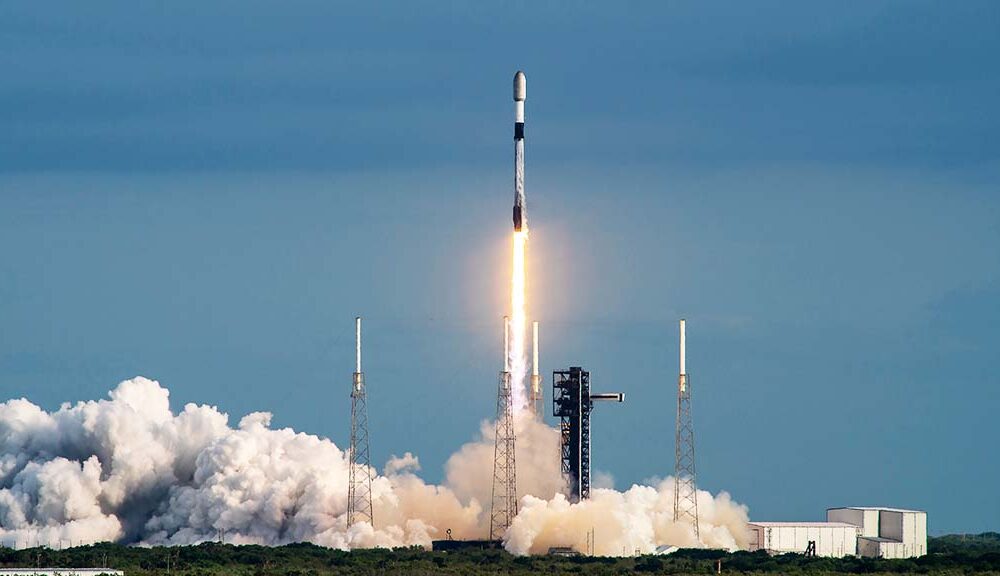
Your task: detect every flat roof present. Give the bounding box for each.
[749,522,858,528]
[828,506,925,514]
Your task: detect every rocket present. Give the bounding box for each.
[513,71,526,232]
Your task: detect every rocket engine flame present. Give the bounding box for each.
[509,229,529,412]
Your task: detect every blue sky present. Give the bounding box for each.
[2,1,998,534]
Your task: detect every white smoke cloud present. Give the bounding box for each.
[0,377,748,554]
[507,480,750,555]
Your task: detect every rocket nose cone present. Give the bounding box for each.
[513,71,526,101]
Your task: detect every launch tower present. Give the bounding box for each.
[552,367,623,502]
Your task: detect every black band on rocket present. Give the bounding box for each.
[514,123,524,140]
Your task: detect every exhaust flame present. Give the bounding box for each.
[509,229,528,412]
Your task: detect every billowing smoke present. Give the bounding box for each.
[508,484,749,555]
[0,377,747,553]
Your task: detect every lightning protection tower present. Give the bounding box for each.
[347,316,374,529]
[490,316,518,541]
[673,319,700,539]
[530,321,543,418]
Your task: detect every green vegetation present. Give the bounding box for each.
[929,533,1000,555]
[0,534,997,575]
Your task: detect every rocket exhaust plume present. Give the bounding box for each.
[0,376,750,553]
[510,232,528,410]
[509,70,529,412]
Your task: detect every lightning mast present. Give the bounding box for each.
[673,319,699,539]
[347,316,374,529]
[530,321,543,418]
[490,316,518,541]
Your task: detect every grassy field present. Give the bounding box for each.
[0,533,997,575]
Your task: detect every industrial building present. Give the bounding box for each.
[747,522,859,557]
[828,507,927,559]
[748,507,927,558]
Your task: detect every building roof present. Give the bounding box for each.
[749,522,858,528]
[827,506,925,514]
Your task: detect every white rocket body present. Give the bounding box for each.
[513,71,526,232]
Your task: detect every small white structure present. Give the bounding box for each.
[827,507,927,558]
[747,522,859,557]
[0,571,123,576]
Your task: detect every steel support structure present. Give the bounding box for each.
[673,320,699,539]
[554,367,590,501]
[490,317,518,541]
[553,367,623,502]
[347,317,374,529]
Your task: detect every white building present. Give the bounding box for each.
[827,507,927,558]
[747,522,859,557]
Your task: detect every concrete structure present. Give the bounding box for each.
[828,507,927,558]
[0,571,123,576]
[747,522,859,557]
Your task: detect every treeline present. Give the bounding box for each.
[0,534,997,575]
[929,532,1000,555]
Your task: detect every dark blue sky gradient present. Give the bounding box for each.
[1,1,998,534]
